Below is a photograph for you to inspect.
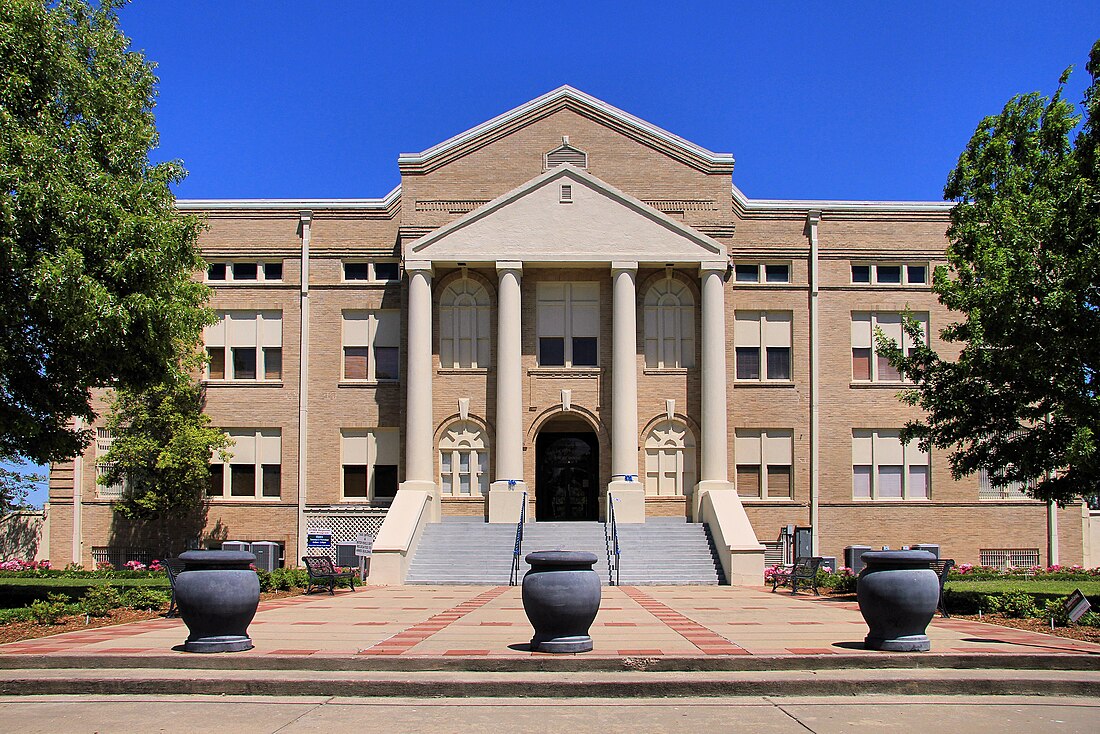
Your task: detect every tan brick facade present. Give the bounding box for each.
[47,87,1084,571]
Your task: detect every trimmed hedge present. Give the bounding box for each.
[0,577,170,608]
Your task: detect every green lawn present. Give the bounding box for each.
[945,579,1100,596]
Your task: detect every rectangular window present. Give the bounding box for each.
[851,262,929,286]
[264,262,283,281]
[341,429,400,503]
[204,311,282,382]
[94,428,125,499]
[906,265,927,285]
[851,264,871,283]
[344,262,370,280]
[876,265,901,284]
[735,429,793,499]
[764,264,790,283]
[210,429,280,500]
[343,261,398,282]
[206,261,281,283]
[735,264,759,283]
[232,262,258,280]
[342,310,400,381]
[734,263,791,284]
[851,311,928,383]
[852,429,929,500]
[207,263,227,281]
[537,282,599,367]
[373,261,400,281]
[735,311,792,382]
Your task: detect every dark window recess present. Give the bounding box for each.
[907,265,927,284]
[736,465,761,497]
[373,262,399,281]
[852,347,872,381]
[264,262,283,280]
[735,264,759,282]
[374,347,399,380]
[207,465,224,497]
[262,465,281,497]
[572,337,598,367]
[233,262,258,280]
[263,347,282,380]
[540,337,565,366]
[766,346,791,380]
[374,465,399,499]
[232,348,257,380]
[736,347,760,380]
[877,265,902,284]
[765,264,789,283]
[207,347,226,380]
[343,465,368,498]
[230,465,256,496]
[767,465,792,498]
[207,263,227,281]
[851,265,871,283]
[344,262,370,280]
[344,347,369,380]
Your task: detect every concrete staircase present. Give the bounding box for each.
[405,519,723,585]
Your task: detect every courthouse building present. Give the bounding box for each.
[46,87,1089,581]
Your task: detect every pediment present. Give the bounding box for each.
[408,165,725,265]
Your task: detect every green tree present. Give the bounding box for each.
[880,41,1100,505]
[0,463,42,511]
[99,351,231,522]
[0,0,210,465]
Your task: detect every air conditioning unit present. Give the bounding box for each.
[335,543,358,569]
[251,541,281,572]
[911,544,940,559]
[221,541,250,552]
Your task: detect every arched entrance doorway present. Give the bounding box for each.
[536,417,599,521]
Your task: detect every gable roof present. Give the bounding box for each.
[397,86,735,175]
[408,164,725,265]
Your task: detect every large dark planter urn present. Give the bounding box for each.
[522,551,601,653]
[857,550,939,652]
[175,550,260,653]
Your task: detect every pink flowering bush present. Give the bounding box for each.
[96,561,114,571]
[122,560,147,572]
[148,560,164,572]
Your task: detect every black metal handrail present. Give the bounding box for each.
[606,495,621,586]
[509,490,527,586]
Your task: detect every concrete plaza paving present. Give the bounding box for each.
[1,583,1098,660]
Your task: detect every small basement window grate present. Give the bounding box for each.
[979,548,1040,569]
[545,136,588,170]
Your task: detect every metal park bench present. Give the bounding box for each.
[930,558,955,617]
[770,556,824,595]
[302,555,357,595]
[164,557,186,618]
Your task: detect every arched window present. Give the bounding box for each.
[643,278,695,368]
[440,278,490,368]
[439,421,489,496]
[644,420,697,496]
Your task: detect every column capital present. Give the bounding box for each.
[611,261,638,275]
[699,260,727,276]
[404,260,433,275]
[496,261,523,276]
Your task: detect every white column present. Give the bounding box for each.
[699,263,730,485]
[488,262,528,522]
[401,260,439,519]
[607,261,644,523]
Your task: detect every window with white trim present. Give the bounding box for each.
[735,429,793,499]
[439,278,491,368]
[206,261,283,283]
[438,421,489,496]
[95,428,125,499]
[342,260,400,282]
[851,311,928,382]
[204,311,282,381]
[734,263,790,284]
[644,420,696,496]
[341,429,399,503]
[852,429,929,500]
[643,278,695,369]
[734,311,792,381]
[342,310,400,381]
[537,282,599,367]
[851,262,927,286]
[208,429,281,499]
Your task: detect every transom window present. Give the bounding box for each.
[537,282,599,367]
[734,263,790,284]
[439,421,490,496]
[342,310,400,381]
[643,277,695,369]
[852,429,929,500]
[341,429,399,504]
[206,261,283,283]
[734,311,792,381]
[735,429,793,499]
[851,311,928,382]
[851,262,928,286]
[208,429,281,499]
[439,278,491,368]
[204,311,282,382]
[643,420,697,496]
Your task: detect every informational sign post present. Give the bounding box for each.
[355,533,374,581]
[306,529,332,549]
[1063,589,1092,624]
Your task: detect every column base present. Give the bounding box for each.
[488,481,528,523]
[607,481,645,523]
[691,479,736,522]
[399,480,440,522]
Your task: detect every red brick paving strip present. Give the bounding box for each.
[356,586,508,656]
[619,587,748,656]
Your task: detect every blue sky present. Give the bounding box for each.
[8,2,1100,507]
